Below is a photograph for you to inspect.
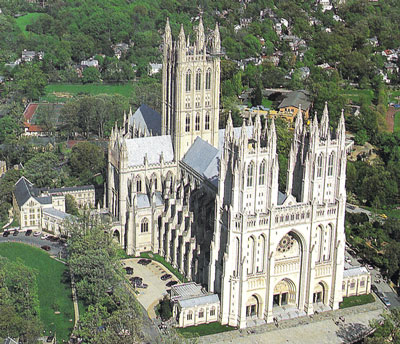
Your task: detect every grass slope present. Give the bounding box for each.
[394,112,400,133]
[176,322,236,338]
[339,293,375,309]
[340,89,374,104]
[42,83,135,102]
[15,13,43,37]
[0,243,74,342]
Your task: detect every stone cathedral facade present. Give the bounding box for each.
[107,19,348,328]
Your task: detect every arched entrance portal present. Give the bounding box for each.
[273,279,296,307]
[313,282,327,304]
[113,230,120,243]
[246,295,260,318]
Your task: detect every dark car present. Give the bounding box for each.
[130,276,143,286]
[25,229,33,236]
[125,267,134,275]
[371,284,378,293]
[138,259,151,265]
[50,236,59,242]
[166,280,178,287]
[46,235,54,241]
[12,230,19,236]
[161,274,172,281]
[137,283,148,289]
[41,245,51,251]
[2,231,9,237]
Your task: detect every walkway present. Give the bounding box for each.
[199,301,384,344]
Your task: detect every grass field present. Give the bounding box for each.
[0,243,74,342]
[339,293,375,309]
[15,13,43,37]
[176,322,236,338]
[394,112,400,132]
[340,89,374,104]
[41,83,135,102]
[362,205,400,220]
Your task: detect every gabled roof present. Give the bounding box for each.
[125,135,174,167]
[43,207,72,220]
[14,177,34,207]
[278,90,311,110]
[130,104,161,136]
[181,137,219,186]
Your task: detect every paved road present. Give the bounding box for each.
[0,231,67,258]
[345,203,373,218]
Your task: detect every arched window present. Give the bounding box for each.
[198,308,204,318]
[195,113,200,131]
[185,113,190,132]
[205,68,211,89]
[136,177,142,192]
[210,306,216,316]
[328,152,335,176]
[141,218,149,233]
[196,69,201,91]
[205,112,210,130]
[317,154,323,178]
[259,160,266,185]
[247,162,254,187]
[187,311,193,320]
[186,70,191,92]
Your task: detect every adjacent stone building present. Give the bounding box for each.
[107,19,351,328]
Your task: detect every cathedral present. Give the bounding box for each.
[107,19,350,328]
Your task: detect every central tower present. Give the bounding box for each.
[162,18,221,160]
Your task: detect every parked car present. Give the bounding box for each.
[166,280,178,287]
[46,235,54,241]
[377,291,391,306]
[137,283,148,289]
[161,274,172,281]
[2,231,9,237]
[371,284,378,293]
[125,267,134,275]
[33,231,41,237]
[130,276,143,286]
[25,229,33,236]
[13,230,19,236]
[138,259,151,265]
[41,245,51,251]
[41,234,48,240]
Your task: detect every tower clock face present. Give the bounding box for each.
[277,234,294,253]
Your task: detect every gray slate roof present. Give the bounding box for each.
[38,185,94,194]
[178,294,220,308]
[136,192,163,209]
[14,177,34,207]
[343,266,369,278]
[278,191,287,205]
[43,207,72,220]
[130,104,161,136]
[126,135,174,167]
[278,90,311,110]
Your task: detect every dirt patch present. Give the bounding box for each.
[386,106,399,132]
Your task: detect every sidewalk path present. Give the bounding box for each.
[200,301,384,344]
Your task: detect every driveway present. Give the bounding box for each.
[122,258,180,318]
[0,231,67,258]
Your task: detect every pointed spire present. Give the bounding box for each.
[225,111,234,141]
[294,105,303,138]
[123,110,126,124]
[262,117,268,140]
[248,115,253,126]
[337,109,346,145]
[254,113,262,141]
[320,101,329,139]
[268,118,277,153]
[212,22,221,54]
[196,17,205,51]
[178,24,186,49]
[164,18,172,49]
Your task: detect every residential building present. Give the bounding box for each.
[277,90,311,120]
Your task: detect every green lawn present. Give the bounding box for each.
[262,98,273,108]
[15,13,43,37]
[41,83,135,102]
[394,112,400,133]
[362,206,400,220]
[139,252,187,282]
[339,293,375,309]
[0,243,75,342]
[340,89,374,104]
[176,322,236,338]
[388,90,400,104]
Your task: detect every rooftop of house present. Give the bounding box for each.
[278,90,311,110]
[170,282,220,308]
[343,266,369,278]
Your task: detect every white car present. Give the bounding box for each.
[41,234,48,240]
[33,231,41,237]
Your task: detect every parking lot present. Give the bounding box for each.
[0,229,67,258]
[122,258,180,318]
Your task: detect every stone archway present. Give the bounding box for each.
[246,294,261,318]
[273,278,296,307]
[313,281,328,304]
[113,230,120,243]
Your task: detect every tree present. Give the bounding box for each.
[24,152,60,188]
[251,84,262,106]
[69,142,105,185]
[367,309,400,343]
[0,115,21,144]
[65,194,79,215]
[13,63,48,101]
[82,67,101,84]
